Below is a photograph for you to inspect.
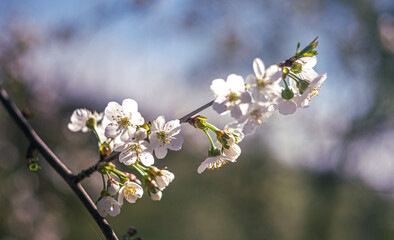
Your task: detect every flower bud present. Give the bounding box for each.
[85,117,97,130]
[150,190,162,201]
[134,128,147,141]
[290,62,302,74]
[107,179,120,195]
[100,142,112,159]
[281,87,294,100]
[189,115,207,130]
[217,131,236,149]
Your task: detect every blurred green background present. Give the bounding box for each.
[1,0,394,239]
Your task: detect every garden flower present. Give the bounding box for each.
[107,179,120,196]
[238,102,273,135]
[149,116,184,159]
[154,170,175,191]
[246,58,282,102]
[68,108,103,132]
[297,73,327,108]
[114,140,154,166]
[104,99,145,141]
[118,181,143,205]
[211,74,252,119]
[97,197,121,217]
[197,154,234,174]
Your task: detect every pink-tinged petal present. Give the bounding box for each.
[253,58,265,79]
[240,92,252,104]
[105,102,123,122]
[230,106,243,120]
[223,144,241,159]
[141,141,153,153]
[140,152,154,166]
[227,74,245,92]
[212,101,228,115]
[154,146,168,159]
[211,79,230,97]
[243,120,258,135]
[105,123,120,138]
[117,188,125,205]
[119,151,136,165]
[278,100,297,115]
[113,143,126,152]
[122,99,138,114]
[108,201,121,217]
[168,134,184,151]
[265,65,282,83]
[197,164,208,174]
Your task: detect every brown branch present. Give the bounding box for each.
[0,87,119,240]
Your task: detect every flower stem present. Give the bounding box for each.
[203,129,215,151]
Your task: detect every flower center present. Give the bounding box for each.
[157,131,171,144]
[228,92,239,102]
[125,186,137,197]
[256,79,268,90]
[119,117,132,128]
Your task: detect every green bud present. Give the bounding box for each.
[28,163,41,172]
[189,115,208,130]
[27,157,41,172]
[281,87,294,100]
[85,117,97,130]
[291,62,303,74]
[99,142,112,159]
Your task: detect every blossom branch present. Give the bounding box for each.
[0,87,119,240]
[75,99,214,182]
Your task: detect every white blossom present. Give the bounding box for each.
[197,154,234,174]
[107,180,120,196]
[211,74,252,119]
[149,116,184,159]
[296,56,318,81]
[149,189,162,201]
[297,73,327,108]
[155,170,175,191]
[68,108,103,132]
[114,140,154,166]
[118,181,143,205]
[246,58,282,102]
[238,102,273,135]
[97,197,121,217]
[104,99,145,141]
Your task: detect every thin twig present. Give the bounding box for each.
[0,87,119,240]
[178,100,214,123]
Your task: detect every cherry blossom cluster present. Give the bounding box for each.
[68,100,181,217]
[193,37,326,174]
[67,37,326,218]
